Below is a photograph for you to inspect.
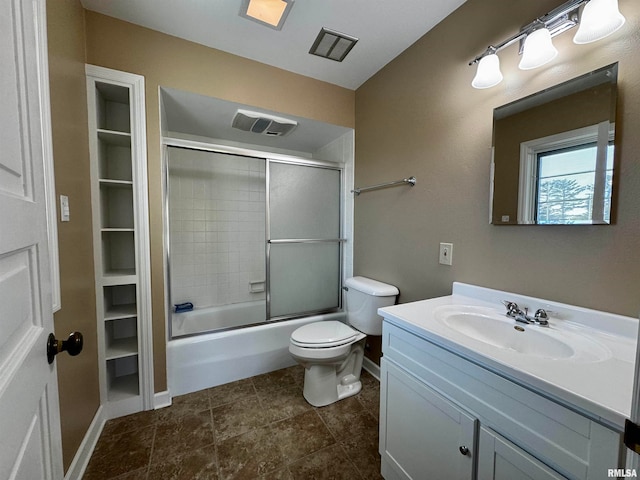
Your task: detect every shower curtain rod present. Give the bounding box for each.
[351,176,416,196]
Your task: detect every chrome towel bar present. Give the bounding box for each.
[351,176,416,196]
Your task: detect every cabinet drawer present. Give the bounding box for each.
[382,321,622,480]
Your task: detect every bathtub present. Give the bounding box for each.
[171,300,266,337]
[167,306,346,396]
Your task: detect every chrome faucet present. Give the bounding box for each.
[502,301,549,326]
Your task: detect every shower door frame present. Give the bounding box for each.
[265,157,346,322]
[162,137,346,339]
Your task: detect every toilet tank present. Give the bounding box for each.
[344,276,399,335]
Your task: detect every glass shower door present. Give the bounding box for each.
[267,160,343,319]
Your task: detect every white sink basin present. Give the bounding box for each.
[433,305,611,362]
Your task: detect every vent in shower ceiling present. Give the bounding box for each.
[231,109,298,137]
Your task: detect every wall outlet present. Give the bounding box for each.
[439,242,453,265]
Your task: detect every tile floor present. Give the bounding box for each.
[83,366,382,479]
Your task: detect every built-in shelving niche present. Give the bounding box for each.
[87,65,152,420]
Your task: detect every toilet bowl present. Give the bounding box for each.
[289,276,398,407]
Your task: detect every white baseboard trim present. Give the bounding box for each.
[362,356,380,381]
[64,405,106,480]
[154,390,172,409]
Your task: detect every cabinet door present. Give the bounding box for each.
[380,359,476,480]
[478,427,568,480]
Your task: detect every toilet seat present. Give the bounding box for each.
[290,321,359,348]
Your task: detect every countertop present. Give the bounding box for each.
[378,282,638,430]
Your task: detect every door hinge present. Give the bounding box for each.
[624,419,640,453]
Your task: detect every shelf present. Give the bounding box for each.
[106,336,138,360]
[99,179,133,187]
[103,268,136,278]
[101,228,135,233]
[106,355,139,402]
[107,373,140,402]
[89,67,149,418]
[104,302,137,320]
[103,284,137,315]
[102,230,135,275]
[95,81,131,133]
[100,183,134,229]
[98,129,131,146]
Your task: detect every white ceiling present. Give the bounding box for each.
[160,87,352,154]
[80,0,467,90]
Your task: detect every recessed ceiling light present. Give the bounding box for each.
[239,0,294,30]
[309,28,359,62]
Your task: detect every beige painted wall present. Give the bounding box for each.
[354,0,640,331]
[83,11,356,392]
[47,0,100,471]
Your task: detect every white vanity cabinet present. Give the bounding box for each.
[379,321,624,480]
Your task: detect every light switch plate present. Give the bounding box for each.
[439,242,453,265]
[60,195,70,222]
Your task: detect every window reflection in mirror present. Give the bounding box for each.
[491,63,617,225]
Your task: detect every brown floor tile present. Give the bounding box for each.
[208,378,256,409]
[288,444,361,480]
[85,367,382,480]
[84,425,155,479]
[217,425,286,479]
[317,396,378,440]
[256,382,312,421]
[113,468,148,479]
[251,368,298,394]
[259,467,293,480]
[212,395,279,442]
[270,411,335,462]
[283,365,305,386]
[341,432,383,480]
[101,410,158,438]
[356,371,381,419]
[147,443,218,480]
[156,389,211,421]
[153,410,215,460]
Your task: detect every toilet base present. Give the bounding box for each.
[299,339,365,407]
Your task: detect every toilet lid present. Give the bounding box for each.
[291,321,359,348]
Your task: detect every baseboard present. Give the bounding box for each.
[154,390,172,409]
[362,356,380,381]
[64,405,106,480]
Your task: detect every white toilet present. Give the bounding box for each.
[289,276,399,407]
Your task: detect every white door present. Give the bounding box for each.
[0,0,64,478]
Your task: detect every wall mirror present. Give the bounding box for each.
[491,63,618,225]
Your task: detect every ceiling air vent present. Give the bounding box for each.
[231,109,298,137]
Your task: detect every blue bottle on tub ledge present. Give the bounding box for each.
[174,302,194,313]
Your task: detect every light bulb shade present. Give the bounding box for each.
[519,28,558,70]
[574,0,625,44]
[472,54,503,89]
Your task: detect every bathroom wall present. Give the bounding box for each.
[168,149,266,311]
[354,0,640,348]
[46,0,100,471]
[83,11,356,392]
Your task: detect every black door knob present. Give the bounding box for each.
[47,332,83,364]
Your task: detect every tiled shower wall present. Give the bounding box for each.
[168,148,266,308]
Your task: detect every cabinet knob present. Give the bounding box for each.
[459,445,469,456]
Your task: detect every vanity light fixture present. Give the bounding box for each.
[469,0,626,89]
[239,0,295,30]
[518,24,558,70]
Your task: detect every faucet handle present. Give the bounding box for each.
[534,309,550,326]
[534,309,548,320]
[502,300,519,316]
